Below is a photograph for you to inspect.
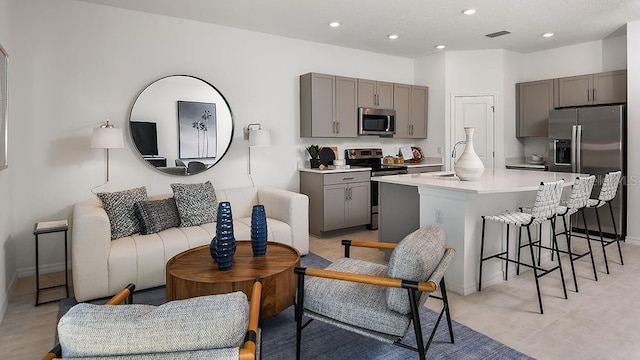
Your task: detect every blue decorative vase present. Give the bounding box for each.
[209,236,218,261]
[251,205,268,257]
[215,202,236,271]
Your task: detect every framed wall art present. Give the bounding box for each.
[177,101,217,159]
[0,44,7,170]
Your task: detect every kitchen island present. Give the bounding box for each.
[375,169,583,296]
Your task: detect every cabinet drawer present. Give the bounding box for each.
[324,171,370,185]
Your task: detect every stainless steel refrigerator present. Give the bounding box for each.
[548,105,626,239]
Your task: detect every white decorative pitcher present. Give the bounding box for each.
[454,127,485,181]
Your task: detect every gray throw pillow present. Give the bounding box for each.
[170,181,218,227]
[134,198,181,235]
[97,187,148,240]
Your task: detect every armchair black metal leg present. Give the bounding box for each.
[550,218,568,299]
[408,289,426,360]
[295,272,305,360]
[526,225,544,314]
[440,279,454,344]
[594,207,610,274]
[609,202,623,265]
[478,217,486,292]
[581,209,598,281]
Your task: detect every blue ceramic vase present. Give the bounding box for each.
[215,201,236,271]
[209,236,218,261]
[251,204,268,257]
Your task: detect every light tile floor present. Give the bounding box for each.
[1,228,639,359]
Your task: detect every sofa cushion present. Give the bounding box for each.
[134,198,181,235]
[171,181,218,227]
[97,187,148,240]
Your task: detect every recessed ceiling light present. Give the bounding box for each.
[388,34,399,40]
[435,45,446,50]
[462,9,476,15]
[542,32,555,38]
[329,22,341,28]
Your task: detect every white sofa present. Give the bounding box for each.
[72,186,309,302]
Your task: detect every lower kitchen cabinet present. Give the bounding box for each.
[300,170,371,236]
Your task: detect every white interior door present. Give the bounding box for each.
[452,95,495,169]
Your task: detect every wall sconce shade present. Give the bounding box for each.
[91,122,124,149]
[245,123,272,147]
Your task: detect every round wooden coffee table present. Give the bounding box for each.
[166,241,300,318]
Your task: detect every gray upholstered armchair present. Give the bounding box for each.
[294,225,455,360]
[44,280,262,360]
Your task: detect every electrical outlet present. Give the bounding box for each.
[436,210,444,224]
[437,146,443,155]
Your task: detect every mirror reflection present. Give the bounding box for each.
[129,75,234,175]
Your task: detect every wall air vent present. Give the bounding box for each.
[485,30,511,38]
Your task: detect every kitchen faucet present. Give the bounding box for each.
[451,141,466,159]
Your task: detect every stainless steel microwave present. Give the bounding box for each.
[358,108,396,136]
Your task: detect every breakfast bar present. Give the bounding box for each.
[375,169,583,296]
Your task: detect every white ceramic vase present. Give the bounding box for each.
[454,127,485,181]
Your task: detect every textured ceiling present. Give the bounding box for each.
[76,0,640,58]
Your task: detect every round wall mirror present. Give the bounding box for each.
[129,75,234,175]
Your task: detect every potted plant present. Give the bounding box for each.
[305,144,323,168]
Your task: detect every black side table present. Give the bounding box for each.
[33,220,69,306]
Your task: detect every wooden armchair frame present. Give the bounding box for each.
[43,280,263,360]
[295,239,455,360]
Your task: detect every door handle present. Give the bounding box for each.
[336,122,340,134]
[593,88,596,102]
[570,125,577,172]
[576,125,582,172]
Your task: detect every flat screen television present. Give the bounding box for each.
[130,121,159,156]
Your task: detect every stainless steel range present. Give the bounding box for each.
[345,148,408,230]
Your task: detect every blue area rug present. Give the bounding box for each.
[58,253,532,359]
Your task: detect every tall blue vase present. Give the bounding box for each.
[215,201,236,271]
[251,205,268,257]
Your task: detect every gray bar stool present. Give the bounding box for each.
[586,170,623,274]
[551,175,598,292]
[478,180,567,314]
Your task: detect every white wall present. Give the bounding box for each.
[0,0,14,323]
[7,0,416,278]
[414,53,446,159]
[626,21,640,243]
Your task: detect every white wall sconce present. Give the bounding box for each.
[244,123,272,186]
[91,119,124,182]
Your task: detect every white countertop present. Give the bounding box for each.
[374,169,583,194]
[298,167,371,174]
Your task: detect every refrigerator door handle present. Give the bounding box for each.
[575,125,582,172]
[571,125,577,173]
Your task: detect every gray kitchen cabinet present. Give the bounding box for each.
[299,170,371,236]
[556,70,626,107]
[393,84,428,139]
[358,79,393,109]
[300,73,357,138]
[516,79,554,137]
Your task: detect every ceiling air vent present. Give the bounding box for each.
[485,30,511,38]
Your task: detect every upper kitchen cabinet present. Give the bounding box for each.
[516,79,554,137]
[358,79,394,109]
[300,73,357,138]
[556,70,627,107]
[393,84,428,139]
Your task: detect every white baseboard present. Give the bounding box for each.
[624,236,640,246]
[0,271,17,324]
[16,261,71,278]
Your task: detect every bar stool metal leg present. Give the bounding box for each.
[526,225,544,314]
[580,208,598,281]
[505,224,510,281]
[550,217,568,299]
[594,207,610,274]
[561,214,579,292]
[609,202,623,265]
[478,217,486,292]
